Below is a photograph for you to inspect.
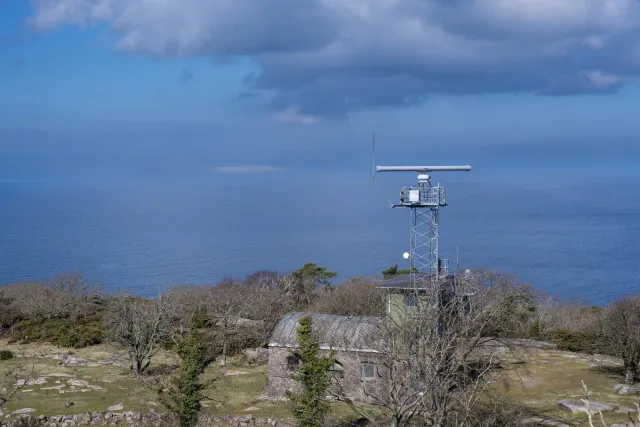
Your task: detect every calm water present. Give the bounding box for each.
[1,136,639,303]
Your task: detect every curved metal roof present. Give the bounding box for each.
[268,312,382,353]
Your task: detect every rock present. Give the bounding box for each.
[64,401,74,408]
[12,408,37,415]
[225,370,250,376]
[244,347,269,362]
[520,417,571,427]
[558,399,615,414]
[15,377,48,386]
[48,372,74,377]
[613,383,640,395]
[108,404,124,411]
[52,353,99,368]
[98,359,123,367]
[68,379,90,387]
[42,384,66,390]
[245,406,260,411]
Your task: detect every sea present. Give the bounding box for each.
[1,134,639,304]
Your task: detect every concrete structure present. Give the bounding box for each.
[267,312,387,404]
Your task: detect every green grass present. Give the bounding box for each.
[2,340,639,426]
[501,350,640,425]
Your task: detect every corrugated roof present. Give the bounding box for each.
[268,312,382,352]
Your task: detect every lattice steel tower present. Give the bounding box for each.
[376,165,471,289]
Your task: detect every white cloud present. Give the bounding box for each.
[29,0,640,115]
[272,107,322,125]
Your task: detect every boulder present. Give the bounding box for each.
[52,353,99,368]
[613,383,640,395]
[11,408,37,415]
[558,399,615,414]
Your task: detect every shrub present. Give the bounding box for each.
[0,349,13,360]
[553,329,609,354]
[10,316,105,348]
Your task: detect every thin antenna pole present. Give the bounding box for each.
[371,134,394,207]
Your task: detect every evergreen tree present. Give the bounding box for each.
[158,325,214,427]
[291,263,337,307]
[287,314,335,427]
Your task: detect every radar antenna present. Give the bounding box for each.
[375,154,471,290]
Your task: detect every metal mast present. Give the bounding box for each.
[376,165,471,289]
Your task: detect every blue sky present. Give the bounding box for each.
[1,0,640,176]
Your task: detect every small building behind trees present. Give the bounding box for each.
[267,312,386,404]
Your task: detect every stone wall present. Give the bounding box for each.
[267,347,387,404]
[1,412,295,427]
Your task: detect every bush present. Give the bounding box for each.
[553,329,610,354]
[10,315,105,348]
[0,349,14,360]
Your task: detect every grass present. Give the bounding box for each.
[2,339,640,425]
[501,350,640,425]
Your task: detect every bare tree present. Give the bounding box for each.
[165,285,209,338]
[206,280,248,366]
[104,294,174,376]
[309,277,385,317]
[8,273,103,322]
[602,296,640,384]
[243,273,297,345]
[333,270,526,427]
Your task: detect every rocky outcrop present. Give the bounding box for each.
[613,383,640,395]
[1,412,294,426]
[558,399,615,414]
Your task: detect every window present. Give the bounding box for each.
[286,355,300,372]
[331,360,344,379]
[404,293,418,308]
[360,362,376,379]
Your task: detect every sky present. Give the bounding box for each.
[1,0,640,175]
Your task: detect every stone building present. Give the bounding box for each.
[267,312,386,404]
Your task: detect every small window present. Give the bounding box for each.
[404,293,418,308]
[286,355,300,372]
[331,360,344,379]
[361,362,376,379]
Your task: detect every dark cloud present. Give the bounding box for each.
[29,0,640,117]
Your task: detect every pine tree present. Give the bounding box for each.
[287,314,335,427]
